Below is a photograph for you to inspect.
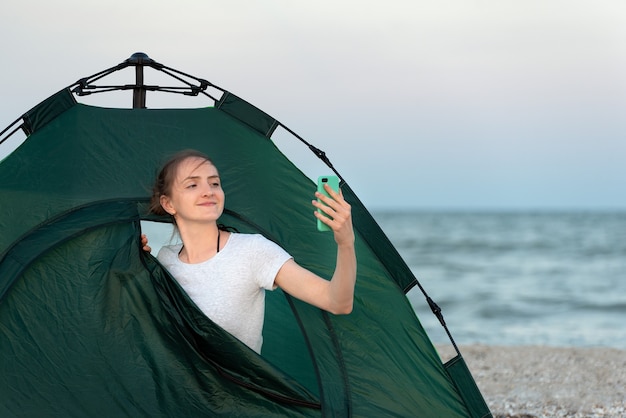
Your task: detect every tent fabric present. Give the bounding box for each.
[0,88,491,417]
[445,355,492,418]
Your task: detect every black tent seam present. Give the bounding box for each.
[284,295,328,415]
[322,312,353,417]
[211,361,321,409]
[0,200,145,303]
[0,197,148,263]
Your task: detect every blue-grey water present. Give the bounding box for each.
[143,211,626,349]
[374,211,626,349]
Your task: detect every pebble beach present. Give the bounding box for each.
[440,345,626,418]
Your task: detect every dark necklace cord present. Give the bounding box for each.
[178,225,221,257]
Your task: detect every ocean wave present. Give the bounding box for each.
[380,211,626,348]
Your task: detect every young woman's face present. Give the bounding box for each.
[160,157,225,224]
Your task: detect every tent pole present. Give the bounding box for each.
[133,65,146,108]
[130,52,149,109]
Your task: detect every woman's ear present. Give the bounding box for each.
[160,195,176,216]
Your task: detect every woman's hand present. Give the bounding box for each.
[141,234,152,252]
[313,184,355,247]
[275,184,357,315]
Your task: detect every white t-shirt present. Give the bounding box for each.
[157,233,292,353]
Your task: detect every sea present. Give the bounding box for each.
[374,210,626,350]
[143,210,626,350]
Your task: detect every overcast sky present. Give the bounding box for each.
[2,1,625,210]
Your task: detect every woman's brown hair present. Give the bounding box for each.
[149,149,214,217]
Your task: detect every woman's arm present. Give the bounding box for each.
[274,185,356,314]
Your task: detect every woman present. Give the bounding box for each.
[143,149,356,353]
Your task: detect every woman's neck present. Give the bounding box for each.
[176,222,223,264]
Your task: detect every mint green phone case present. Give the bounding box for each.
[317,175,340,232]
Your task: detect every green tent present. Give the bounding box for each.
[0,53,491,417]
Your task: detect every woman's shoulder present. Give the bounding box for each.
[227,233,285,250]
[227,233,269,246]
[156,243,183,261]
[230,232,265,240]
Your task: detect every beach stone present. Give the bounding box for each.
[437,344,626,418]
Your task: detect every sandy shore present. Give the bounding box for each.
[437,344,626,418]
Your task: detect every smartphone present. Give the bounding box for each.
[317,175,340,232]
